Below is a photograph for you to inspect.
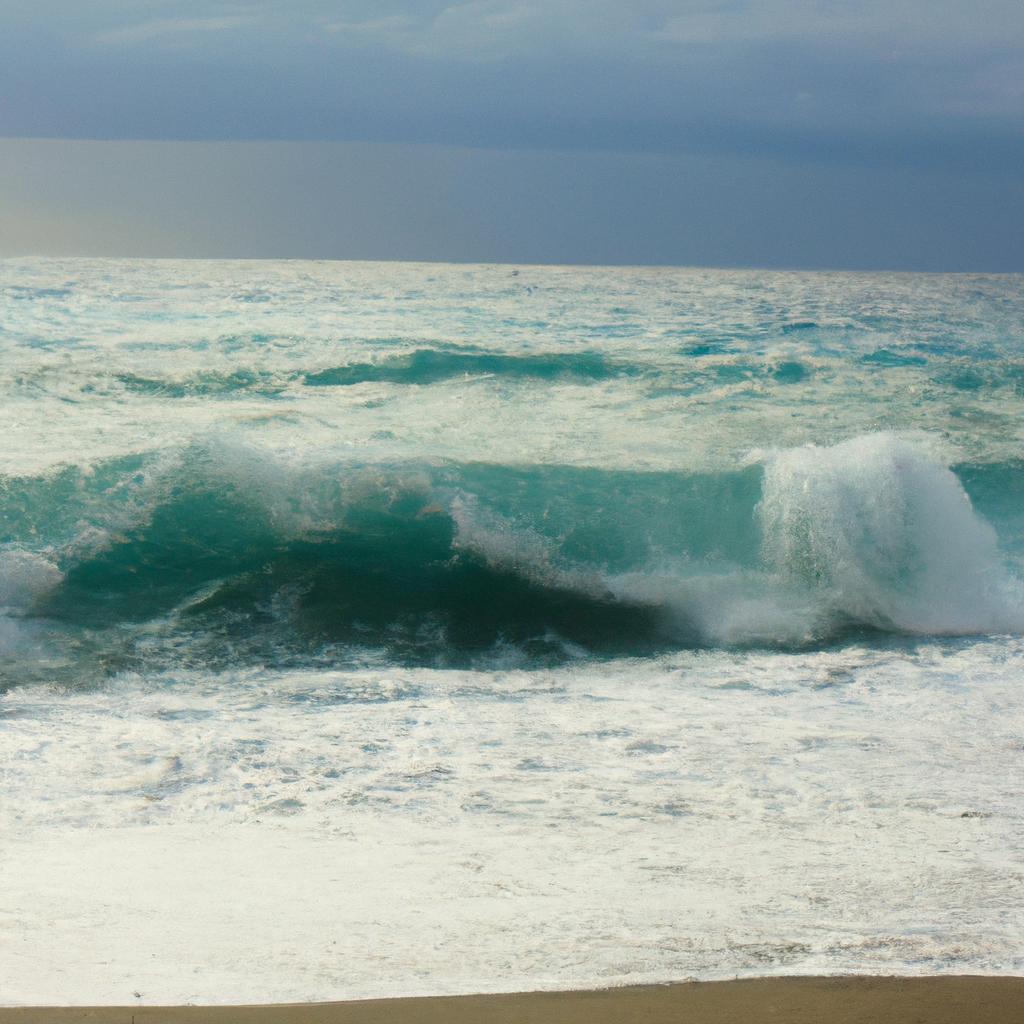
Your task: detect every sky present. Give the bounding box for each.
[1,1,1022,268]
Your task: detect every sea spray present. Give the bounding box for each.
[759,434,1024,634]
[3,434,1023,688]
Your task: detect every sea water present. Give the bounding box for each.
[1,259,1022,1004]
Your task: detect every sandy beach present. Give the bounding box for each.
[3,977,1024,1024]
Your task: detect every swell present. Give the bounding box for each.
[2,434,1023,685]
[303,348,633,386]
[101,349,636,400]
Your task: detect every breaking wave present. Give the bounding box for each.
[2,433,1022,685]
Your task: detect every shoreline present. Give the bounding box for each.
[3,977,1024,1024]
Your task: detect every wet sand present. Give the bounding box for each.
[2,976,1023,1024]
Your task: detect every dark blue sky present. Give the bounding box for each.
[2,2,1022,268]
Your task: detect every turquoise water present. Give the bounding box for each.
[3,260,1024,684]
[2,259,1023,1001]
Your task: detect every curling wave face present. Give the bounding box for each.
[2,432,1023,686]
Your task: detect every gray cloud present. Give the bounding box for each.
[3,4,1022,267]
[58,2,1024,61]
[87,15,257,48]
[2,1,1021,172]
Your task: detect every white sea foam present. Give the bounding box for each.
[3,259,1024,476]
[0,549,64,668]
[2,646,1023,1004]
[608,435,1024,645]
[0,549,63,613]
[760,434,1024,634]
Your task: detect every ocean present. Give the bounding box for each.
[2,258,1023,1004]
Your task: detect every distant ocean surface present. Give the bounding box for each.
[2,259,1023,1005]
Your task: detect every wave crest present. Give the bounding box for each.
[2,433,1022,683]
[760,434,1024,635]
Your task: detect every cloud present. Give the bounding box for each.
[2,1,1022,174]
[317,0,1024,62]
[321,2,646,62]
[941,55,1024,118]
[89,15,256,48]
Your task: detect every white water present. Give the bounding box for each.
[3,644,1024,1004]
[3,259,1024,1006]
[3,259,1024,478]
[759,434,1024,636]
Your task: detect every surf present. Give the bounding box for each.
[2,432,1022,686]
